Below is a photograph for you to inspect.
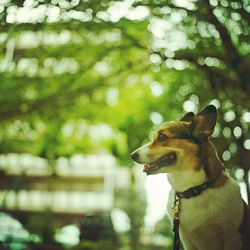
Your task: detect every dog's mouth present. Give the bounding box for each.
[143,152,177,175]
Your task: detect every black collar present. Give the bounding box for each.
[175,178,218,199]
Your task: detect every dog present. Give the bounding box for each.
[131,105,250,250]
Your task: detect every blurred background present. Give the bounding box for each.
[0,0,249,249]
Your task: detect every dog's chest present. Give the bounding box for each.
[167,189,214,230]
[167,179,243,232]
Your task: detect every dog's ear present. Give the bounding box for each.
[180,112,194,122]
[192,105,217,138]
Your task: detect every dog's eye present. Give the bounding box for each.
[157,133,168,142]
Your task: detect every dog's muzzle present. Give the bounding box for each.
[143,151,177,175]
[130,151,140,162]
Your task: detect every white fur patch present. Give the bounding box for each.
[167,172,244,250]
[134,143,151,163]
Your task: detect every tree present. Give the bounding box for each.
[0,0,249,199]
[131,0,250,202]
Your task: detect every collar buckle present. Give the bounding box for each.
[172,194,180,219]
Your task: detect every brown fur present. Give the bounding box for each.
[158,121,193,139]
[212,174,228,188]
[199,140,225,180]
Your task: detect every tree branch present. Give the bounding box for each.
[202,0,241,67]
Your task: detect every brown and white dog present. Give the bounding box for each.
[131,105,250,250]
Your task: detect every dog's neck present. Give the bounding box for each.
[167,141,225,192]
[167,169,207,192]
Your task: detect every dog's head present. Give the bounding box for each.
[131,105,217,175]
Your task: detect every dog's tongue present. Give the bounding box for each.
[143,164,155,175]
[143,164,150,173]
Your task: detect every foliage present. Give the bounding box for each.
[26,209,56,243]
[115,170,147,249]
[0,0,249,211]
[76,240,118,250]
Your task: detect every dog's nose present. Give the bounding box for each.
[130,151,139,162]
